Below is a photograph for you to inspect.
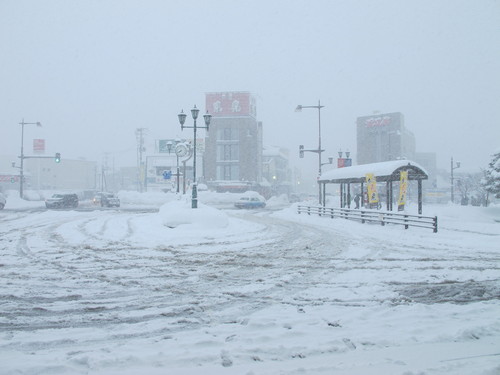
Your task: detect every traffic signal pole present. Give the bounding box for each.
[17,154,61,198]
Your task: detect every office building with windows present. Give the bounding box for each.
[204,92,263,184]
[356,112,416,165]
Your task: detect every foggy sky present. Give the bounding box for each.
[1,0,499,177]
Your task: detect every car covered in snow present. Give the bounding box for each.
[234,195,266,209]
[45,193,79,209]
[0,192,6,209]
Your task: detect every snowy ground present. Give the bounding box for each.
[0,191,499,375]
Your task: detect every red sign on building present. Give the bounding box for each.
[206,92,256,117]
[33,139,45,154]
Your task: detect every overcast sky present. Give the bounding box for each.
[1,0,499,176]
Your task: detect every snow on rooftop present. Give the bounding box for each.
[319,160,429,182]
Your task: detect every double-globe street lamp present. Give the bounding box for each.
[178,105,211,208]
[295,100,325,205]
[19,119,42,198]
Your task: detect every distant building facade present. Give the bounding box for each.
[24,158,97,190]
[262,145,291,195]
[356,112,415,165]
[415,152,437,188]
[204,92,263,184]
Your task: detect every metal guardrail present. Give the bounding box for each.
[297,205,438,233]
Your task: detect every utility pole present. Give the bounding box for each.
[102,153,109,192]
[135,128,147,192]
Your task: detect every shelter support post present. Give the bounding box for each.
[347,183,351,208]
[322,182,326,207]
[386,181,391,211]
[391,182,394,210]
[340,183,343,207]
[361,182,364,208]
[418,179,423,214]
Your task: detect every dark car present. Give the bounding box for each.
[45,193,79,209]
[100,192,120,208]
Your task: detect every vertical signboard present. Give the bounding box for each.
[398,170,408,211]
[365,173,379,208]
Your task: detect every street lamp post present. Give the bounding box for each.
[295,100,325,205]
[450,157,461,204]
[178,105,211,208]
[19,119,42,199]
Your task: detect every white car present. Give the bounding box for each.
[0,192,6,210]
[234,195,266,209]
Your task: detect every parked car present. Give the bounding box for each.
[234,196,266,209]
[100,192,120,208]
[45,193,79,209]
[0,192,6,210]
[92,192,106,205]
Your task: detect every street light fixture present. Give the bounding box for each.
[19,119,42,199]
[295,100,325,204]
[450,157,461,204]
[178,105,211,208]
[321,157,334,167]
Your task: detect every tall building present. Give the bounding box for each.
[356,112,415,165]
[204,92,263,184]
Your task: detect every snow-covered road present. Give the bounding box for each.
[0,203,499,374]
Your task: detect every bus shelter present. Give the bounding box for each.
[318,160,428,214]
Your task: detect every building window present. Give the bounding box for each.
[217,127,239,141]
[217,144,239,161]
[217,164,239,180]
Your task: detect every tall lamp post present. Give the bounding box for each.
[295,100,325,204]
[450,157,460,204]
[178,105,211,208]
[19,119,42,199]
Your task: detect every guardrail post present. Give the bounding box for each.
[404,215,409,230]
[307,206,311,216]
[380,214,385,226]
[361,210,365,224]
[433,216,438,233]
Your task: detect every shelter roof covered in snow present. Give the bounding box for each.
[319,160,429,183]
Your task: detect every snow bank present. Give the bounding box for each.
[159,197,228,229]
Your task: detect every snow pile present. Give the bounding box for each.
[117,190,177,206]
[1,189,45,209]
[159,197,228,229]
[266,193,290,207]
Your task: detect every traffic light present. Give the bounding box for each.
[55,152,61,163]
[299,145,304,158]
